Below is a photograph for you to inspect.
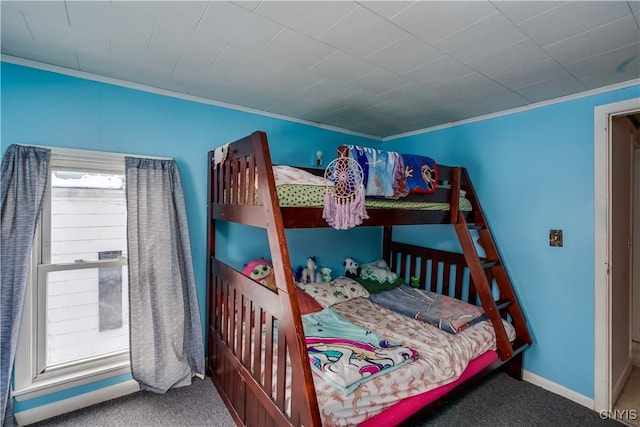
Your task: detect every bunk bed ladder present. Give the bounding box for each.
[452,168,532,361]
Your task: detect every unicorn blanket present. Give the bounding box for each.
[302,308,419,395]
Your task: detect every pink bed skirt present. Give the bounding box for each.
[359,350,499,426]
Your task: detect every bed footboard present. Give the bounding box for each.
[207,132,321,426]
[209,259,299,426]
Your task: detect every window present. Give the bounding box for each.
[14,148,131,399]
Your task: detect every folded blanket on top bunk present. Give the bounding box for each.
[400,153,438,194]
[302,308,419,395]
[369,285,488,334]
[347,145,408,199]
[347,145,438,198]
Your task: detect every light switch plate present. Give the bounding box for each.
[550,229,563,247]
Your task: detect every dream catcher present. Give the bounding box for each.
[322,156,369,230]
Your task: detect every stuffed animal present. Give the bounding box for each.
[320,267,332,282]
[343,257,361,279]
[306,256,317,282]
[242,258,276,291]
[296,256,318,283]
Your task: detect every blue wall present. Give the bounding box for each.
[1,62,381,414]
[385,84,640,399]
[3,60,639,411]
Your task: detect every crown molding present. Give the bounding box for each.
[1,55,381,141]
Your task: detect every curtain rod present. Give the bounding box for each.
[15,143,174,160]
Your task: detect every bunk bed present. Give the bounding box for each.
[206,131,532,426]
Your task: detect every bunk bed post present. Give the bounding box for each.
[449,167,460,223]
[250,132,322,427]
[206,150,215,374]
[382,225,393,265]
[502,351,524,381]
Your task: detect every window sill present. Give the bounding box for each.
[13,361,132,402]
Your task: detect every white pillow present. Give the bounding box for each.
[298,276,369,308]
[359,259,400,284]
[273,165,332,187]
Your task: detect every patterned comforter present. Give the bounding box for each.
[312,297,516,426]
[303,308,419,395]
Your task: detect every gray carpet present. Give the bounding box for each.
[414,372,626,427]
[30,373,625,427]
[30,377,235,427]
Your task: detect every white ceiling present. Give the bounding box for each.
[2,1,639,139]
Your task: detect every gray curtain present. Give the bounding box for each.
[125,157,204,393]
[1,145,51,426]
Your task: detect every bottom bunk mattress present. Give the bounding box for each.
[306,297,516,426]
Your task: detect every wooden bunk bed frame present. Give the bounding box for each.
[206,131,532,427]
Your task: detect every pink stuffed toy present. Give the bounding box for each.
[242,258,276,291]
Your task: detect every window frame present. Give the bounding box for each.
[13,147,132,401]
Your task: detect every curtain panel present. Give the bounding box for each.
[125,157,204,393]
[1,145,51,426]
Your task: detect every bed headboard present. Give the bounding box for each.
[387,241,483,305]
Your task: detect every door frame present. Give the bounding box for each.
[594,98,640,411]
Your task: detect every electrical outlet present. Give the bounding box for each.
[550,229,563,247]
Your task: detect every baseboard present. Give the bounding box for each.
[523,369,594,409]
[14,379,140,426]
[612,359,634,404]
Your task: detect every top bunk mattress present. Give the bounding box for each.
[277,183,472,211]
[273,165,471,211]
